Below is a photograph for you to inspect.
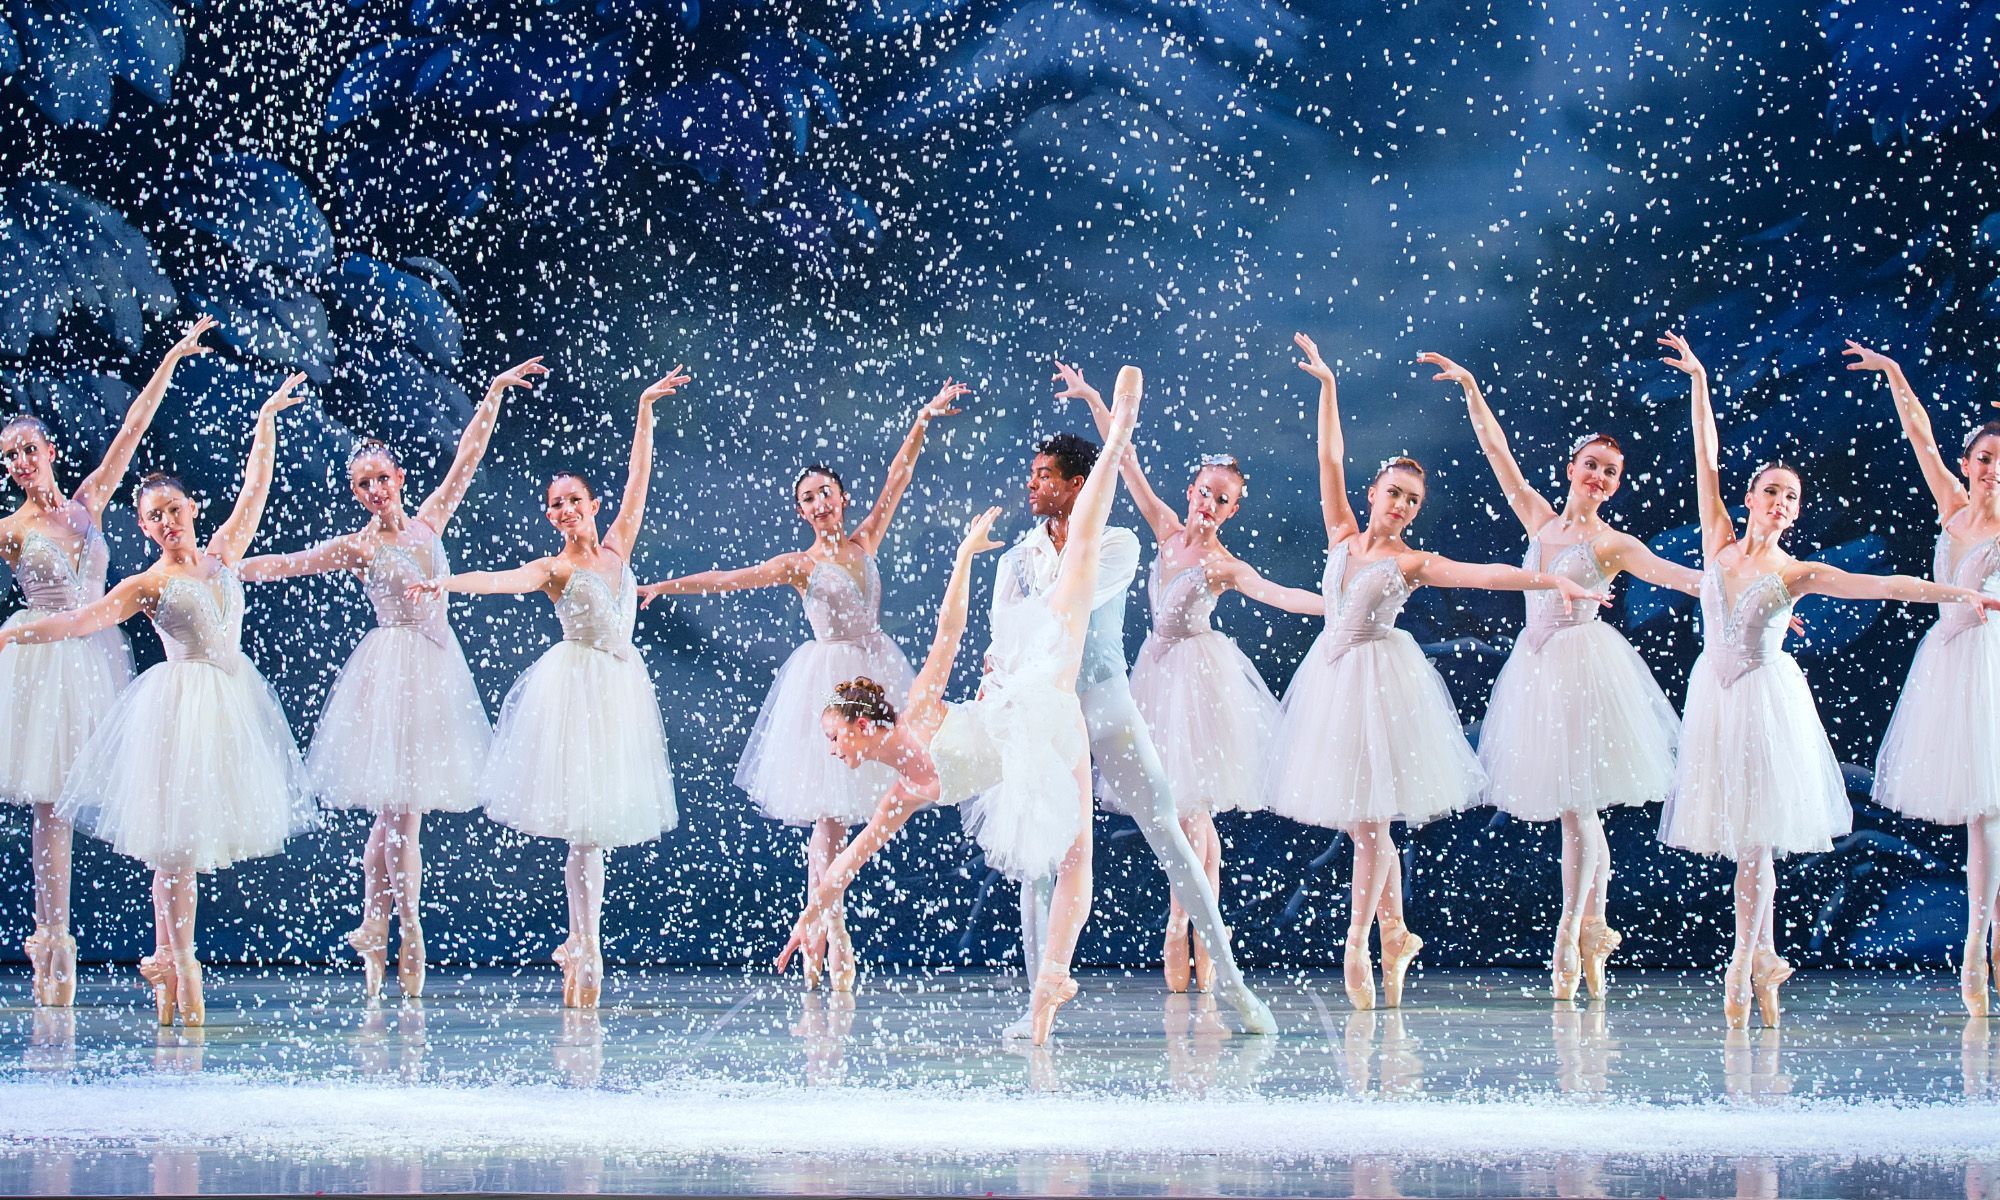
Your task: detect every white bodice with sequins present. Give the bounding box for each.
[152,561,250,671]
[803,554,885,644]
[1519,535,1606,653]
[1317,542,1412,660]
[1147,560,1218,643]
[557,562,638,656]
[361,525,453,643]
[14,523,110,614]
[1698,563,1794,688]
[1932,529,2000,644]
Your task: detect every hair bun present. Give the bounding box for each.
[826,676,898,726]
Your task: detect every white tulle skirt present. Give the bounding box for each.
[736,632,914,826]
[1478,622,1680,821]
[308,626,491,814]
[1122,630,1278,817]
[1874,620,2000,824]
[1661,653,1851,859]
[479,642,678,848]
[1264,630,1484,829]
[57,657,314,873]
[931,686,1091,882]
[0,612,131,808]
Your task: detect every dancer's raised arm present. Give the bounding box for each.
[1044,367,1142,650]
[74,317,215,519]
[604,365,689,559]
[1843,341,1967,523]
[1297,333,1356,544]
[209,374,308,565]
[418,357,546,532]
[852,381,966,552]
[1053,358,1176,542]
[1420,350,1556,535]
[1662,332,1730,557]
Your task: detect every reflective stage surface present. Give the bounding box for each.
[3,967,1997,1197]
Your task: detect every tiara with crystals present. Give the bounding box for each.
[1569,432,1608,458]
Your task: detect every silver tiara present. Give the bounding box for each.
[1569,432,1607,458]
[346,439,397,468]
[1196,452,1239,469]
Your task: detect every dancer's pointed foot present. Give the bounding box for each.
[1192,930,1214,994]
[346,925,388,1001]
[1162,926,1191,993]
[1029,965,1078,1046]
[138,953,176,1026]
[1001,1009,1035,1041]
[828,909,856,995]
[571,937,603,1010]
[1751,951,1793,1028]
[1580,921,1623,999]
[552,938,579,1008]
[397,921,426,999]
[50,932,76,1007]
[171,950,204,1027]
[1724,957,1753,1030]
[1968,939,1994,1019]
[1380,919,1423,1009]
[1217,978,1277,1035]
[1342,935,1376,1011]
[1551,925,1582,1002]
[24,929,55,1008]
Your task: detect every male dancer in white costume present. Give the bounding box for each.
[990,426,1277,1036]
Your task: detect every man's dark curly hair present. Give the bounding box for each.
[1034,432,1100,481]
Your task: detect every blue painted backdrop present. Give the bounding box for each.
[2,0,1996,971]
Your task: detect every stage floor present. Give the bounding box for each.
[1,965,1996,1197]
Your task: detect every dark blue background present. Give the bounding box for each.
[2,0,1996,972]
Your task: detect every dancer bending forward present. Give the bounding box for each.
[0,375,315,1026]
[778,368,1142,1045]
[1657,332,2000,1028]
[1265,334,1608,1012]
[411,366,688,1009]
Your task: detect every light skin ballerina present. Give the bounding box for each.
[239,356,549,1000]
[776,369,1145,1045]
[407,365,690,1008]
[0,316,215,1007]
[1667,330,2000,1028]
[635,379,966,993]
[0,373,310,1026]
[1841,339,2000,1017]
[1051,357,1323,994]
[1292,332,1610,1011]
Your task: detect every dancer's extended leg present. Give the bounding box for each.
[808,818,856,991]
[1728,850,1777,1027]
[1345,821,1393,1009]
[347,816,392,999]
[1029,756,1095,1045]
[564,844,606,1008]
[1965,816,1998,1016]
[1553,811,1593,999]
[388,812,425,997]
[29,804,74,1006]
[161,870,202,1026]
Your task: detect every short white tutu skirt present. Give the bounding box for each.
[1122,630,1278,817]
[307,625,492,814]
[735,632,914,826]
[0,612,131,807]
[932,688,1090,882]
[57,656,314,873]
[1264,629,1484,828]
[1661,653,1851,859]
[1873,620,2000,824]
[1478,622,1680,821]
[479,642,678,848]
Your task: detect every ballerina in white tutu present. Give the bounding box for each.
[1265,333,1608,1012]
[1051,359,1322,993]
[1842,341,2000,1016]
[637,379,964,992]
[0,374,315,1026]
[1655,332,2000,1028]
[0,317,214,1007]
[1421,350,1703,1001]
[410,365,689,1009]
[776,368,1144,1045]
[240,356,546,1001]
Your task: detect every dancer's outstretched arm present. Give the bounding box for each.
[1054,358,1177,543]
[774,508,1006,976]
[852,380,966,552]
[603,365,690,560]
[1789,561,2000,612]
[1420,350,1556,536]
[639,554,810,603]
[75,317,215,519]
[1662,332,1731,558]
[209,374,308,565]
[1843,341,1967,523]
[419,357,546,533]
[1296,333,1358,545]
[409,558,562,601]
[1212,558,1325,616]
[239,535,371,583]
[1045,367,1140,651]
[1408,553,1611,614]
[0,572,153,648]
[1599,531,1701,595]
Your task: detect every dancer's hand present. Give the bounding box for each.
[775,902,834,978]
[1657,332,1704,379]
[404,578,445,601]
[1294,332,1334,384]
[1415,351,1474,388]
[1051,359,1100,405]
[637,580,668,608]
[1552,577,1611,614]
[640,364,691,406]
[259,373,309,419]
[957,506,1005,558]
[167,316,218,364]
[488,356,549,397]
[1788,613,1807,637]
[1971,592,2000,620]
[920,379,968,424]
